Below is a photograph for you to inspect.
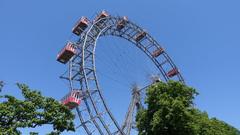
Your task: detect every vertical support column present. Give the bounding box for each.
[120,85,142,135]
[0,81,4,92]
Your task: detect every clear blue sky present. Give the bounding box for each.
[1,0,240,134]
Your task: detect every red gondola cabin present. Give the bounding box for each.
[135,31,146,42]
[61,90,82,109]
[95,10,109,22]
[72,17,89,36]
[117,16,128,30]
[152,48,164,57]
[167,68,179,78]
[57,42,76,64]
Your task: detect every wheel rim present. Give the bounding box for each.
[60,15,184,135]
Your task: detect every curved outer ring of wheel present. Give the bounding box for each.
[69,16,184,135]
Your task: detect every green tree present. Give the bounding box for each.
[136,81,240,135]
[190,109,240,135]
[0,83,75,135]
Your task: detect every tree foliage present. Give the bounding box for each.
[136,81,240,135]
[0,83,75,135]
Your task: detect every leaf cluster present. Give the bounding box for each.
[136,81,240,135]
[0,83,75,135]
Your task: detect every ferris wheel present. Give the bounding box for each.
[56,11,184,135]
